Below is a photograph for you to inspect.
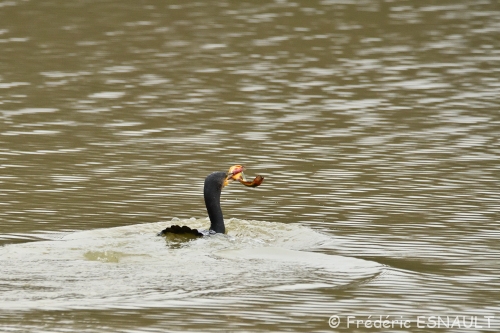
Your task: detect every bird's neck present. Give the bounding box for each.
[204,173,225,234]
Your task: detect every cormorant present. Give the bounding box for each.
[158,165,263,237]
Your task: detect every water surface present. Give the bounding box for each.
[1,0,499,332]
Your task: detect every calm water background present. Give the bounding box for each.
[1,0,499,332]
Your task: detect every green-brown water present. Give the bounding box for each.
[1,1,499,332]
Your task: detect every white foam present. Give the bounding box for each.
[0,220,382,310]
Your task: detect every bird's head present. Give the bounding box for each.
[224,165,246,187]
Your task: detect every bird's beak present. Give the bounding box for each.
[224,165,246,187]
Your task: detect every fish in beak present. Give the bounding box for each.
[224,165,264,188]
